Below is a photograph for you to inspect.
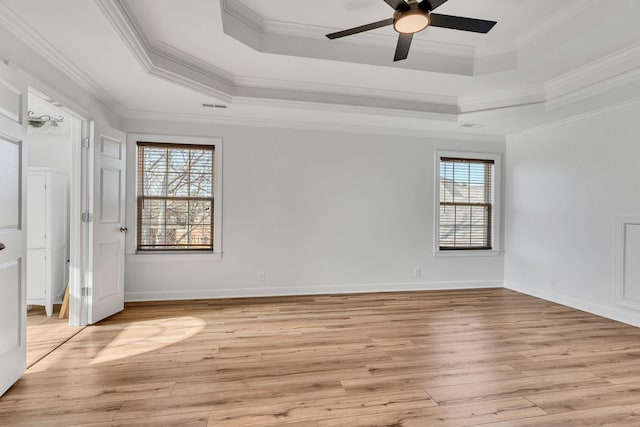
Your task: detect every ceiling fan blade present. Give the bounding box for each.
[429,14,497,33]
[326,18,394,39]
[383,0,409,11]
[394,33,413,61]
[420,0,449,11]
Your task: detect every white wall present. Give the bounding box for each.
[504,100,640,326]
[0,25,119,129]
[122,119,506,300]
[27,96,74,176]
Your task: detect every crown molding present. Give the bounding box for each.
[230,96,458,122]
[219,0,480,75]
[95,0,640,118]
[459,36,640,116]
[4,0,638,135]
[0,1,121,112]
[509,96,640,139]
[458,85,546,114]
[233,76,459,112]
[466,57,640,137]
[94,0,233,103]
[545,40,640,101]
[119,107,505,143]
[96,0,464,114]
[220,0,475,62]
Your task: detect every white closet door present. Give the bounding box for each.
[0,62,28,397]
[88,121,126,324]
[26,173,46,248]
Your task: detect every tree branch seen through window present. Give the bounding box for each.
[137,142,214,251]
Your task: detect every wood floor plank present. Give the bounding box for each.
[206,389,435,427]
[475,405,640,426]
[0,401,123,426]
[85,411,210,427]
[526,382,640,414]
[341,365,523,393]
[425,372,610,406]
[26,305,83,368]
[316,397,545,427]
[3,289,640,426]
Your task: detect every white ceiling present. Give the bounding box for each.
[1,0,639,136]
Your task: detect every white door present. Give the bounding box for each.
[0,62,28,396]
[88,121,126,324]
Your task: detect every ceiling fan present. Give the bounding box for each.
[326,0,497,62]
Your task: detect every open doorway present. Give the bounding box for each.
[25,89,85,367]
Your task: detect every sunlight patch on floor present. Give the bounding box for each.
[89,316,206,365]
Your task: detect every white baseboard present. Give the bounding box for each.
[124,280,503,302]
[505,281,640,328]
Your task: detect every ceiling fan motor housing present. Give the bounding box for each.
[393,3,431,34]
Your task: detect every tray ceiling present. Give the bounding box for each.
[1,0,639,136]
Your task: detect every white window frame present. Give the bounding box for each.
[125,134,223,262]
[434,150,502,257]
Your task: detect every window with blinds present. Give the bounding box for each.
[439,157,494,250]
[137,142,214,251]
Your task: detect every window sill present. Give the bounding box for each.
[434,249,502,258]
[126,252,222,263]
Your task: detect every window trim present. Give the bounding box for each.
[125,134,223,261]
[433,150,502,257]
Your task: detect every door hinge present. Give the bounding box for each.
[81,212,93,223]
[81,287,91,297]
[82,137,90,148]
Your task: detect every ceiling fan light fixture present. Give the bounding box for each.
[394,9,430,34]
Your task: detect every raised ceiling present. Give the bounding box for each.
[1,0,640,136]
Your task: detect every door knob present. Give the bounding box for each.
[119,227,129,233]
[0,243,5,251]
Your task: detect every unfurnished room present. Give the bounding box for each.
[1,0,640,426]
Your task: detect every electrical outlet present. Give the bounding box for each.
[258,272,266,281]
[414,267,421,278]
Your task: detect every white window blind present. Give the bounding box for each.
[439,157,494,250]
[137,142,214,251]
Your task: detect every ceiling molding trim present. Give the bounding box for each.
[461,66,640,128]
[231,96,458,122]
[461,40,640,114]
[509,96,640,139]
[219,2,482,75]
[93,0,154,72]
[233,75,459,108]
[120,109,505,143]
[94,0,640,123]
[221,0,475,58]
[219,0,264,33]
[545,41,640,101]
[264,22,475,59]
[458,85,546,114]
[221,0,613,68]
[545,66,640,112]
[97,0,463,114]
[95,0,233,103]
[0,1,120,111]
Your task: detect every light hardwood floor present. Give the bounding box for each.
[26,305,83,368]
[3,288,640,426]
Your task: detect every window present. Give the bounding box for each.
[137,142,215,251]
[437,155,497,251]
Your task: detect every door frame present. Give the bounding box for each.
[27,87,90,326]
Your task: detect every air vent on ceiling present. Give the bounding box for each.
[202,103,227,109]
